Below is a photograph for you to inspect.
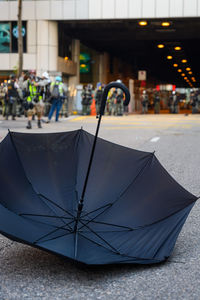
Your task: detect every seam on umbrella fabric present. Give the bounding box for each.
[78,232,160,263]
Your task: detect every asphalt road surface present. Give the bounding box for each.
[0,114,200,300]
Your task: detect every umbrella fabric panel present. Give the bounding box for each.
[76,130,152,213]
[10,130,81,214]
[98,154,197,229]
[37,233,75,259]
[0,133,55,218]
[0,203,60,245]
[75,204,194,264]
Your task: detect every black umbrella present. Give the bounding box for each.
[0,82,197,265]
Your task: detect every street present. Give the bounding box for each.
[0,114,200,299]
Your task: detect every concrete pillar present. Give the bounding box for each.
[68,39,80,112]
[68,39,80,87]
[99,52,108,84]
[129,79,135,112]
[36,20,58,76]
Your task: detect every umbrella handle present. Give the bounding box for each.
[99,82,130,116]
[74,82,130,258]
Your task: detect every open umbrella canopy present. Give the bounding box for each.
[0,82,197,265]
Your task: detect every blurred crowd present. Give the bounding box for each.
[140,89,200,114]
[1,73,200,128]
[82,80,127,116]
[0,71,68,129]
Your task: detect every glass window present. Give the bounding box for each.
[0,23,10,53]
[11,21,27,53]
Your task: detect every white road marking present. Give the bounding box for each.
[150,137,160,143]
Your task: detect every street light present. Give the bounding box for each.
[182,59,187,63]
[186,67,191,71]
[167,55,173,60]
[138,21,148,26]
[174,46,181,51]
[157,44,165,49]
[177,69,182,72]
[189,71,192,75]
[181,73,185,76]
[173,63,178,67]
[162,22,170,27]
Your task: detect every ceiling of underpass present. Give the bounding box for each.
[61,18,200,87]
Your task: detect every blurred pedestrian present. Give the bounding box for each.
[141,90,148,114]
[23,73,43,129]
[154,91,160,114]
[5,75,18,120]
[81,84,93,115]
[190,91,198,114]
[115,88,124,116]
[47,76,65,122]
[174,92,180,114]
[94,82,103,115]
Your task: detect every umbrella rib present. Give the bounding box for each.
[78,232,121,256]
[38,193,74,219]
[19,213,73,221]
[108,154,154,210]
[80,219,133,231]
[78,219,120,253]
[33,213,80,244]
[152,209,190,259]
[79,232,160,262]
[81,203,113,219]
[35,231,73,245]
[19,214,74,232]
[33,222,74,244]
[78,232,156,261]
[80,154,154,223]
[82,201,196,232]
[78,204,114,231]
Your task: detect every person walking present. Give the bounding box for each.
[23,74,43,129]
[46,76,65,122]
[5,75,18,120]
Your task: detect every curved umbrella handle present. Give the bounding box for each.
[99,82,130,116]
[74,82,130,257]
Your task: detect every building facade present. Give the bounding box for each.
[0,0,200,86]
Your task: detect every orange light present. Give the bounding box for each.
[80,64,86,68]
[184,77,188,80]
[177,69,182,73]
[174,46,181,51]
[186,67,191,71]
[157,44,165,49]
[64,56,69,61]
[139,21,148,26]
[173,63,178,67]
[162,22,170,27]
[189,71,192,75]
[182,59,187,63]
[167,55,173,60]
[181,73,185,77]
